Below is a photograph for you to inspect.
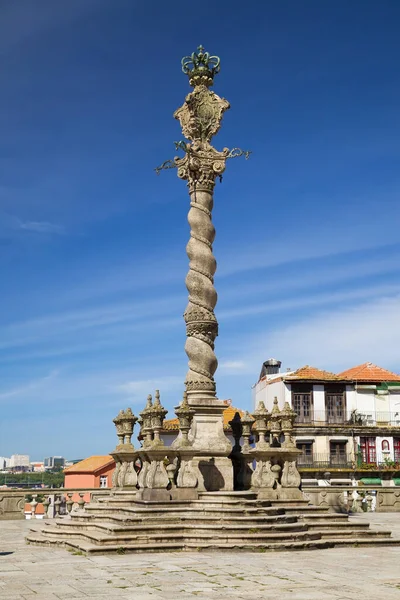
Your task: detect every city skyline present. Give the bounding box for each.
[1,0,400,458]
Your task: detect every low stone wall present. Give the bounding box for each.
[0,488,109,520]
[303,486,400,513]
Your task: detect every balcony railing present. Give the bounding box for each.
[294,410,400,427]
[297,453,354,468]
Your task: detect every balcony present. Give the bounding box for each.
[294,410,400,427]
[297,453,354,468]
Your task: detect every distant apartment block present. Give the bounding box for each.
[9,454,30,470]
[44,456,65,470]
[0,456,10,470]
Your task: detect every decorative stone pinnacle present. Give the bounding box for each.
[112,408,137,447]
[149,390,167,446]
[174,391,195,447]
[181,45,220,88]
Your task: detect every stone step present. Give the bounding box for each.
[198,491,259,500]
[300,513,349,521]
[33,526,323,546]
[305,522,370,532]
[319,537,400,547]
[52,520,310,536]
[72,513,299,526]
[83,504,285,518]
[27,530,335,553]
[315,529,392,539]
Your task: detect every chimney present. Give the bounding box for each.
[259,358,282,379]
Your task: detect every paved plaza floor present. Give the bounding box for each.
[1,514,400,599]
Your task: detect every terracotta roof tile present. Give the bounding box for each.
[286,365,340,381]
[338,362,400,382]
[64,455,115,474]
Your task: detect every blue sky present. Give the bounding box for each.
[1,0,400,460]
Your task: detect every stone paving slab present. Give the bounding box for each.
[1,514,400,599]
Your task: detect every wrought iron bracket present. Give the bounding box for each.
[226,147,252,160]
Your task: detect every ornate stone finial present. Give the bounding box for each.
[139,395,154,448]
[113,409,125,446]
[174,391,195,447]
[241,411,255,453]
[279,401,297,448]
[149,390,168,446]
[181,45,221,88]
[252,401,270,449]
[268,397,282,443]
[113,408,137,448]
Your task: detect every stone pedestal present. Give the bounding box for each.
[188,397,233,491]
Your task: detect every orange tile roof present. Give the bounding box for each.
[163,401,244,432]
[338,362,400,382]
[64,455,115,474]
[286,365,340,381]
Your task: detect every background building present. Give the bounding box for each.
[44,456,65,470]
[9,454,30,471]
[253,360,400,484]
[64,455,115,502]
[0,457,10,470]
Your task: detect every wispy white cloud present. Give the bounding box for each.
[0,370,59,401]
[253,294,400,373]
[219,360,249,372]
[219,283,400,320]
[116,376,183,404]
[18,219,64,234]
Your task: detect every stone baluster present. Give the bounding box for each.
[54,495,61,516]
[43,496,51,518]
[30,494,38,519]
[66,493,74,514]
[77,493,86,511]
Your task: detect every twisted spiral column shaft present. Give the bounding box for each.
[184,185,218,398]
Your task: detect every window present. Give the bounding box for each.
[394,439,400,463]
[99,476,108,488]
[292,385,313,423]
[381,440,390,452]
[296,441,313,466]
[330,441,347,465]
[325,386,346,424]
[360,437,376,464]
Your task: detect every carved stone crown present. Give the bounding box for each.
[181,45,220,88]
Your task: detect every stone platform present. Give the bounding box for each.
[26,491,399,554]
[2,515,400,600]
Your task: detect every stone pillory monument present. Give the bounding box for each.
[27,47,396,552]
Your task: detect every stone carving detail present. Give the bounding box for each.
[176,459,197,488]
[252,460,275,489]
[174,88,230,144]
[281,461,301,488]
[173,47,233,400]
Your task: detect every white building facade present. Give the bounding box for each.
[253,360,400,479]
